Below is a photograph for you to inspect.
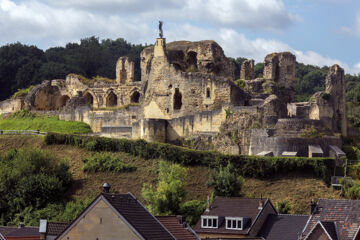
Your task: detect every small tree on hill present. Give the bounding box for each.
[207,162,244,197]
[142,161,187,215]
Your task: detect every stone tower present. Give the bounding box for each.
[326,64,347,136]
[240,59,255,80]
[116,57,134,84]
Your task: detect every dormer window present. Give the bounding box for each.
[225,217,243,230]
[201,216,218,228]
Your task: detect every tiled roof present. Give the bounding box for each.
[0,226,39,237]
[193,197,271,235]
[46,222,68,235]
[302,199,360,240]
[101,193,175,240]
[157,216,198,240]
[257,214,309,240]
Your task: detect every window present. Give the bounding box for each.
[206,87,211,98]
[201,216,218,228]
[225,217,243,230]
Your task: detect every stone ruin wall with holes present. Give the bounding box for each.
[0,36,349,157]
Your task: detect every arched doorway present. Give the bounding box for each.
[131,91,140,103]
[60,95,70,108]
[84,92,94,107]
[106,91,118,107]
[173,88,182,110]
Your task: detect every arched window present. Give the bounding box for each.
[106,91,118,107]
[206,87,211,98]
[174,88,182,110]
[131,91,140,103]
[60,95,70,108]
[84,92,94,106]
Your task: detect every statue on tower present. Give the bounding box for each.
[158,21,163,38]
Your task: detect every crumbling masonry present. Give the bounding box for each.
[0,36,348,157]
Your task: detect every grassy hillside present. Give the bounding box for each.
[0,135,342,214]
[0,111,91,134]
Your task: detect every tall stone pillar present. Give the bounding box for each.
[240,59,255,80]
[326,64,347,136]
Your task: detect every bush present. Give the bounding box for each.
[180,200,207,226]
[82,153,136,173]
[207,162,244,197]
[0,148,72,225]
[276,200,292,214]
[142,161,187,215]
[45,133,335,183]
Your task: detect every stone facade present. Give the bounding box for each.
[0,36,348,157]
[240,59,255,80]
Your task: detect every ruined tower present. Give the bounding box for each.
[240,59,255,80]
[116,57,135,84]
[326,64,347,136]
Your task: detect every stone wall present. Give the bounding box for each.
[0,98,23,115]
[240,59,255,80]
[116,56,135,84]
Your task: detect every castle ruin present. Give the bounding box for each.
[0,33,348,158]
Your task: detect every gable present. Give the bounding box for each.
[58,199,142,240]
[305,224,332,240]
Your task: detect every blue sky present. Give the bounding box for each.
[1,0,360,74]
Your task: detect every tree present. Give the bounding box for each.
[276,200,292,214]
[207,162,244,197]
[142,161,187,215]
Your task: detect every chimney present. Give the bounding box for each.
[102,183,111,193]
[205,195,210,212]
[310,199,317,214]
[258,200,264,210]
[176,215,185,224]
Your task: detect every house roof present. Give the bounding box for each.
[157,216,199,240]
[257,214,309,240]
[0,226,39,237]
[46,222,68,236]
[56,192,175,240]
[302,199,360,240]
[193,197,273,235]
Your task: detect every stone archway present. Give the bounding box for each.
[84,92,94,107]
[131,91,140,103]
[173,88,182,110]
[59,95,70,108]
[106,91,118,107]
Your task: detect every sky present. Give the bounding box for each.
[1,0,360,74]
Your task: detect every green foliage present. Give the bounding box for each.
[0,110,91,134]
[235,79,246,89]
[207,162,244,197]
[342,145,360,160]
[340,178,360,199]
[11,85,34,98]
[142,161,187,215]
[276,200,292,214]
[185,65,198,72]
[225,108,233,119]
[301,125,324,139]
[254,63,264,78]
[295,63,327,99]
[179,200,206,226]
[82,153,136,173]
[0,148,72,225]
[45,133,335,183]
[0,37,146,101]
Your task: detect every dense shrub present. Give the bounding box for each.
[207,162,244,197]
[82,153,136,173]
[0,148,72,225]
[276,200,292,214]
[180,200,207,226]
[46,133,335,183]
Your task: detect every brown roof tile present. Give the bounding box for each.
[302,199,360,240]
[0,226,39,237]
[193,197,270,235]
[157,216,198,240]
[46,222,68,236]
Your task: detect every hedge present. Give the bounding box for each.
[45,132,335,183]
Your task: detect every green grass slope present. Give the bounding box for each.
[0,135,342,214]
[0,110,91,134]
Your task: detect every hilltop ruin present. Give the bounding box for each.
[0,35,347,158]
